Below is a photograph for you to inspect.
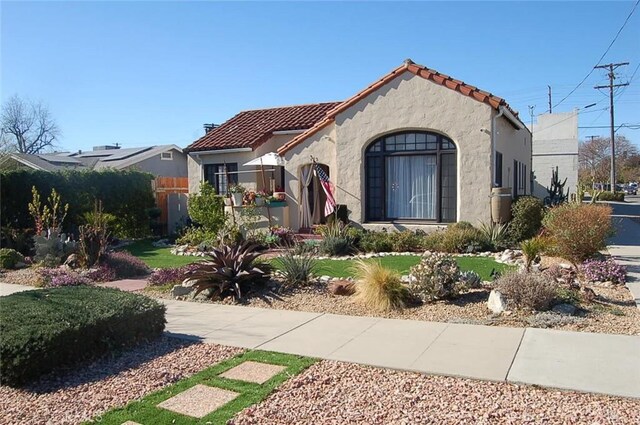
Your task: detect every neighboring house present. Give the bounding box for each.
[0,144,187,177]
[530,111,579,199]
[186,59,532,231]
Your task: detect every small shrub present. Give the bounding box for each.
[187,182,226,234]
[37,268,91,287]
[274,250,318,287]
[421,231,445,251]
[508,196,545,243]
[184,242,272,300]
[320,236,355,256]
[596,191,625,202]
[389,230,423,252]
[358,231,393,253]
[77,202,110,268]
[542,203,613,264]
[270,226,295,246]
[353,260,409,312]
[459,270,482,289]
[478,222,510,251]
[408,252,463,302]
[496,271,558,311]
[520,236,549,271]
[176,226,218,247]
[148,264,199,286]
[104,251,150,278]
[581,258,626,284]
[293,240,319,255]
[0,248,23,269]
[0,286,165,386]
[527,311,583,328]
[439,225,488,253]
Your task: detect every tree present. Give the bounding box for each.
[0,95,60,154]
[578,135,639,184]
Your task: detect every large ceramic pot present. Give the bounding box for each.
[231,192,244,206]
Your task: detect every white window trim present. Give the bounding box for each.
[160,151,173,160]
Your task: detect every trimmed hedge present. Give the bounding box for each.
[0,169,155,238]
[0,286,166,386]
[597,191,625,202]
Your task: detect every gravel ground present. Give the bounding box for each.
[149,280,640,336]
[0,268,40,286]
[0,337,242,425]
[230,361,640,425]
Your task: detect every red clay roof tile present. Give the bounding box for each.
[186,102,342,152]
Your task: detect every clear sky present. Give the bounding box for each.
[2,1,639,152]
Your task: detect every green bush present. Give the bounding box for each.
[0,248,23,269]
[0,169,155,238]
[358,230,393,253]
[508,196,545,243]
[439,224,488,253]
[320,236,355,256]
[187,182,226,233]
[0,286,166,386]
[596,191,625,202]
[542,203,613,264]
[389,230,423,252]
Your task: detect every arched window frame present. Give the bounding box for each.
[364,130,457,223]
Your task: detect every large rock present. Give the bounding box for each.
[328,280,355,296]
[171,285,194,297]
[63,253,80,268]
[551,303,578,316]
[487,289,507,314]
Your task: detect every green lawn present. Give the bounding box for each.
[308,255,510,281]
[87,350,315,425]
[122,239,201,269]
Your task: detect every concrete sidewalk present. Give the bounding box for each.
[2,282,638,398]
[608,216,640,308]
[159,298,640,399]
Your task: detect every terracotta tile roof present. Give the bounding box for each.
[186,102,342,152]
[278,59,524,155]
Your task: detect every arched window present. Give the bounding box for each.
[365,131,456,222]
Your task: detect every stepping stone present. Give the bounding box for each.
[220,361,287,384]
[157,384,239,418]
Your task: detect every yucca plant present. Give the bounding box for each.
[353,260,409,312]
[478,221,510,251]
[521,236,549,271]
[184,242,272,300]
[274,249,318,287]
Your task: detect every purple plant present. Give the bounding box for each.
[148,264,199,286]
[581,258,627,284]
[38,268,91,287]
[270,226,294,245]
[103,251,150,278]
[84,265,117,282]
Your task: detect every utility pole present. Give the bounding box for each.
[594,62,629,191]
[547,86,552,113]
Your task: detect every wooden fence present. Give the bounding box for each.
[153,177,189,234]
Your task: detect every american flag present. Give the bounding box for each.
[313,163,336,216]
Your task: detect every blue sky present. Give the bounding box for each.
[2,1,639,152]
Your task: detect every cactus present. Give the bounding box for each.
[544,167,568,206]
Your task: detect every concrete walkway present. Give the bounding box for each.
[2,282,639,399]
[608,216,640,308]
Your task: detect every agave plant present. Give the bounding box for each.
[478,221,510,251]
[184,242,272,300]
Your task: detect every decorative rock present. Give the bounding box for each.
[63,253,80,268]
[487,289,507,314]
[328,280,355,296]
[319,275,331,283]
[171,285,194,297]
[552,303,578,316]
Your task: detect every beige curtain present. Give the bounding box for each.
[299,164,314,228]
[312,173,322,224]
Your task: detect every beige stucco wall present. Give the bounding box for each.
[494,111,533,196]
[281,124,337,229]
[187,134,295,194]
[285,70,497,228]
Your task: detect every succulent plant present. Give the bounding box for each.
[184,242,272,300]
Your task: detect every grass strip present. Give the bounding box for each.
[87,350,316,425]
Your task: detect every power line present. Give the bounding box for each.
[553,0,639,108]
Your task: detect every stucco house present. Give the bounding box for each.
[186,59,531,231]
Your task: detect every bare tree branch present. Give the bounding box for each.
[0,95,60,154]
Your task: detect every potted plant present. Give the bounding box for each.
[273,186,286,202]
[255,190,267,206]
[230,184,246,206]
